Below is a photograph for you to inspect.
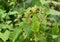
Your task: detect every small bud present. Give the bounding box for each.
[31,6,37,13]
[28,19,32,24]
[23,32,27,39]
[25,14,30,18]
[17,15,22,19]
[47,22,52,26]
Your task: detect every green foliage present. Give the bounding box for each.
[0,0,60,42]
[0,30,10,42]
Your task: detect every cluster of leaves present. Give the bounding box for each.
[0,0,60,42]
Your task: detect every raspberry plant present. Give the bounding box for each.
[0,0,60,42]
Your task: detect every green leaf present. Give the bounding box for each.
[40,0,46,5]
[0,24,12,30]
[49,9,60,15]
[6,21,11,24]
[52,27,59,35]
[52,35,58,39]
[9,2,15,6]
[52,1,60,4]
[32,0,40,5]
[0,30,10,42]
[9,11,18,15]
[31,15,40,32]
[23,24,32,37]
[38,33,46,42]
[40,0,60,5]
[12,29,22,42]
[52,21,59,35]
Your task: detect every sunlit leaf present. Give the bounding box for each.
[52,35,58,39]
[0,30,10,42]
[49,9,60,15]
